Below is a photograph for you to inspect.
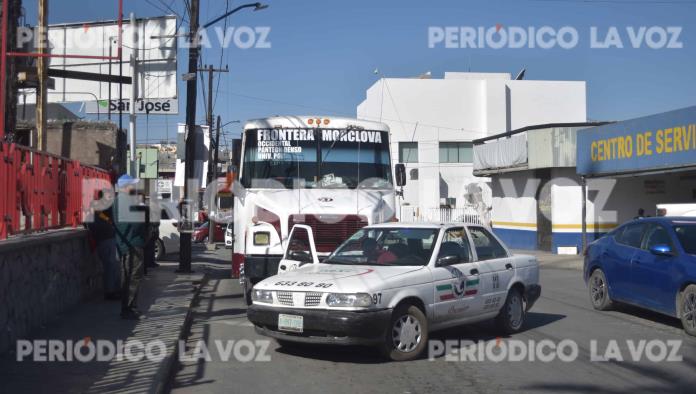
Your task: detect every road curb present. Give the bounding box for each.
[158,275,208,394]
[539,259,583,271]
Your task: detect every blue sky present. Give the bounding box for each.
[21,0,696,146]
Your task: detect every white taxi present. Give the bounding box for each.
[247,223,541,361]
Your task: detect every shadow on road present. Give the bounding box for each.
[274,312,566,364]
[611,303,684,331]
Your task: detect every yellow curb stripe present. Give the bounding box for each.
[492,221,618,231]
[492,221,536,228]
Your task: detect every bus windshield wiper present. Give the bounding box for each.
[318,128,352,176]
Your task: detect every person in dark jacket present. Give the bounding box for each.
[113,174,146,320]
[86,194,121,300]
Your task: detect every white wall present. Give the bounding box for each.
[491,171,539,229]
[508,81,587,130]
[357,72,586,218]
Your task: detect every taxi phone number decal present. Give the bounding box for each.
[273,281,334,288]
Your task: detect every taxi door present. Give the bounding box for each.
[466,226,515,313]
[431,227,489,322]
[276,225,320,274]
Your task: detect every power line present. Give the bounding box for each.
[528,0,696,4]
[212,0,230,113]
[218,91,489,134]
[143,0,169,15]
[198,56,208,122]
[157,0,187,22]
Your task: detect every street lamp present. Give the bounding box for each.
[203,3,269,29]
[220,119,240,129]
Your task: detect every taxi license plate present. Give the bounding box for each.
[278,314,303,333]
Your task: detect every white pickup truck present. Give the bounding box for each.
[247,222,541,361]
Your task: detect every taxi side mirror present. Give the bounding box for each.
[437,254,460,266]
[289,250,312,264]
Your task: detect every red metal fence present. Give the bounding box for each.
[0,142,111,240]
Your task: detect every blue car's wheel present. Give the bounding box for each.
[680,285,696,336]
[589,269,614,311]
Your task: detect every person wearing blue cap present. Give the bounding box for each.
[113,174,147,320]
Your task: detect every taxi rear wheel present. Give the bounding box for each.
[380,304,428,361]
[495,288,526,334]
[679,285,696,337]
[589,269,614,311]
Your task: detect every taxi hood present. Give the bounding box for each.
[255,264,426,293]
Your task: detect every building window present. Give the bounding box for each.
[439,142,473,163]
[398,142,418,163]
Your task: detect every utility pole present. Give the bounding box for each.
[36,0,48,150]
[197,64,227,248]
[128,12,138,176]
[0,0,8,139]
[178,0,200,273]
[199,64,228,185]
[214,115,221,181]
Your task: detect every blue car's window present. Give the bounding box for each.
[674,225,696,255]
[615,223,646,249]
[643,225,673,250]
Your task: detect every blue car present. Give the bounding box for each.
[584,217,696,336]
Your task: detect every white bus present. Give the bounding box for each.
[232,116,405,303]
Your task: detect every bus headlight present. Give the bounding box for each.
[253,232,270,246]
[326,293,373,308]
[252,289,274,304]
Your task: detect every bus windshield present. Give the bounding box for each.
[240,128,392,189]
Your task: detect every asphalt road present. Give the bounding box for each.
[170,249,696,394]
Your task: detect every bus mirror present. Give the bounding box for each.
[395,163,406,187]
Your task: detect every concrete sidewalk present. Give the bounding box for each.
[0,266,204,394]
[512,249,584,270]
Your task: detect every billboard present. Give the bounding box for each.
[20,15,177,104]
[577,106,696,177]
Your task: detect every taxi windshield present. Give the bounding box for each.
[323,227,439,266]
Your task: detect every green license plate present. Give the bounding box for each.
[278,314,303,333]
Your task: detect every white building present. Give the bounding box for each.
[356,71,587,221]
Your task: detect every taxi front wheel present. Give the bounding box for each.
[380,304,429,361]
[243,279,252,306]
[495,288,526,335]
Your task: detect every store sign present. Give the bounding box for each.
[157,179,173,194]
[85,98,179,115]
[577,106,696,176]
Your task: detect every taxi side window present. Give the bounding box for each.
[438,228,472,263]
[469,227,508,261]
[615,223,646,249]
[285,227,313,263]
